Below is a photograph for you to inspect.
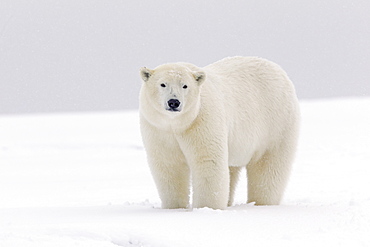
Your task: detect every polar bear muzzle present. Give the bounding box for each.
[167,99,181,112]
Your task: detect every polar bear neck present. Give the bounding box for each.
[170,99,201,132]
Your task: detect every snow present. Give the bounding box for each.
[1,98,370,246]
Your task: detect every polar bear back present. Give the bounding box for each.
[202,57,299,166]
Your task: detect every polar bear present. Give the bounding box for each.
[139,56,300,210]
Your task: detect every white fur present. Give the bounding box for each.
[139,57,300,210]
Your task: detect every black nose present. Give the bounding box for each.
[167,99,180,109]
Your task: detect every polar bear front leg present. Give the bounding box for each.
[177,116,230,210]
[190,158,230,210]
[141,120,190,209]
[180,132,230,209]
[149,158,190,209]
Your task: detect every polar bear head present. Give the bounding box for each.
[140,63,206,117]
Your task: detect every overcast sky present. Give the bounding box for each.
[1,0,369,114]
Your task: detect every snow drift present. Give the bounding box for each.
[1,98,370,246]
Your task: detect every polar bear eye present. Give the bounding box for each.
[183,85,188,89]
[160,83,166,88]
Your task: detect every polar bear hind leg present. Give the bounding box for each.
[228,166,242,206]
[246,140,295,205]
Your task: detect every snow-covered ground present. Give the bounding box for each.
[1,98,370,247]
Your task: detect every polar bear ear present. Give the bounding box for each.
[192,71,206,85]
[140,67,154,82]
